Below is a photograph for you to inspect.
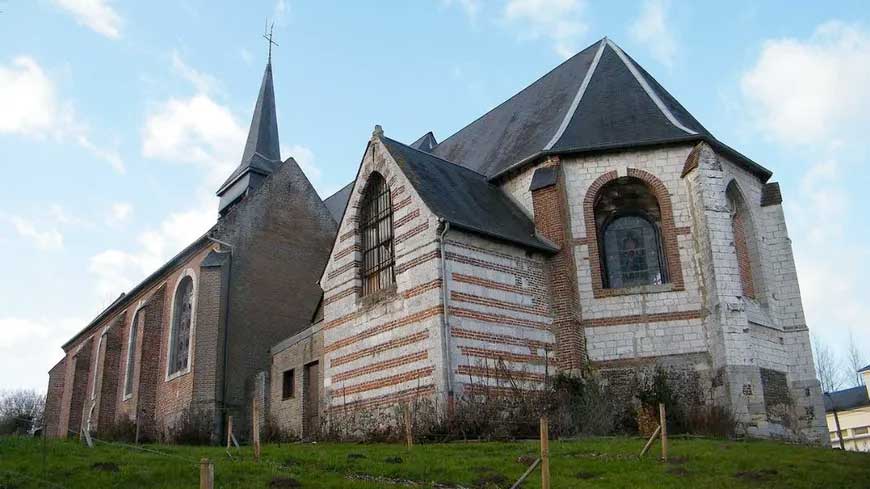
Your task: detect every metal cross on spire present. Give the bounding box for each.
[263,21,278,63]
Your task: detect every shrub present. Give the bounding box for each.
[97,417,138,443]
[262,416,298,444]
[167,408,214,445]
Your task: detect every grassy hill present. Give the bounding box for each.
[1,436,867,488]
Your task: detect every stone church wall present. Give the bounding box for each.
[270,324,324,438]
[444,230,556,395]
[211,157,336,438]
[320,139,445,416]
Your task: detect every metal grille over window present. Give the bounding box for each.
[359,173,395,296]
[169,276,194,375]
[594,176,668,289]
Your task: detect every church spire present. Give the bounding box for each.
[216,57,282,214]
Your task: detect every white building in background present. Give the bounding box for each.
[825,366,870,452]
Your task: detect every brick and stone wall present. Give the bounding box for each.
[321,138,445,414]
[44,359,66,438]
[270,324,323,438]
[444,230,555,395]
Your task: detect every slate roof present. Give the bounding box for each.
[217,62,282,195]
[380,136,556,252]
[323,182,353,223]
[410,132,438,152]
[824,386,870,412]
[431,38,771,181]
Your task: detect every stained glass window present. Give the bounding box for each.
[359,173,395,296]
[603,215,664,288]
[168,276,194,376]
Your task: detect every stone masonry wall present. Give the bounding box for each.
[501,145,709,373]
[270,324,323,438]
[320,137,445,414]
[445,230,555,396]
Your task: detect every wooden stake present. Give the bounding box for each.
[226,416,233,450]
[404,403,413,449]
[540,417,550,489]
[509,458,540,489]
[659,403,668,462]
[252,398,261,462]
[199,458,214,489]
[639,424,661,458]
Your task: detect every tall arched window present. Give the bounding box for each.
[359,173,395,296]
[168,275,194,376]
[727,182,759,300]
[595,177,667,288]
[124,310,141,398]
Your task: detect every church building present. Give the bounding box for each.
[45,37,826,442]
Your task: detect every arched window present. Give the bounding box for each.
[359,173,394,296]
[726,183,759,300]
[168,275,195,376]
[124,310,141,398]
[594,177,667,288]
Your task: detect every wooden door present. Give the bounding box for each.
[303,361,320,439]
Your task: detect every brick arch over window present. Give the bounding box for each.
[583,168,684,297]
[167,269,197,379]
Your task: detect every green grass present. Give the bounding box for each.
[1,435,868,488]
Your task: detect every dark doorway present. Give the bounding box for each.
[303,361,320,439]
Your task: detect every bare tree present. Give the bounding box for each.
[0,389,45,435]
[845,329,867,387]
[812,334,844,393]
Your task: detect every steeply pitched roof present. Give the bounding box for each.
[432,38,771,181]
[380,136,556,252]
[323,181,353,223]
[410,131,437,152]
[217,62,282,196]
[824,386,870,412]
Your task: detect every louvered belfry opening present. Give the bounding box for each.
[359,173,395,296]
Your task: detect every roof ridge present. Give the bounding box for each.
[604,39,697,136]
[544,38,607,150]
[383,136,489,179]
[433,38,605,154]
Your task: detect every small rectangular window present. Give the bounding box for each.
[282,369,295,400]
[854,426,869,435]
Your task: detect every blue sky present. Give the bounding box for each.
[1,0,868,391]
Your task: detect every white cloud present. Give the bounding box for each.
[171,51,222,95]
[273,0,289,25]
[107,202,133,226]
[740,22,870,364]
[503,0,587,59]
[0,56,125,173]
[629,0,677,67]
[142,94,246,186]
[52,0,122,39]
[89,200,215,299]
[0,316,84,391]
[8,216,64,251]
[741,21,870,145]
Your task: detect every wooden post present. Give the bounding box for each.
[199,458,214,489]
[404,403,413,449]
[639,424,661,458]
[540,417,550,489]
[252,398,261,462]
[509,458,541,489]
[226,416,233,450]
[659,403,668,462]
